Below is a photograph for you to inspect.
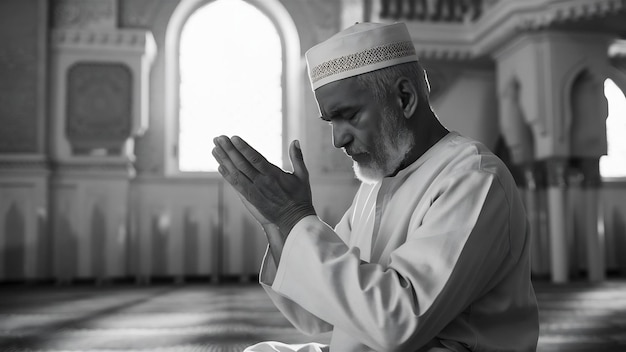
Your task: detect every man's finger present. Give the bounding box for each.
[231,136,281,176]
[212,145,255,191]
[289,140,309,180]
[212,143,245,178]
[214,136,261,181]
[213,146,256,197]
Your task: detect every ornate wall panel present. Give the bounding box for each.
[50,28,155,162]
[66,63,133,155]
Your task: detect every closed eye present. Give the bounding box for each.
[320,107,360,125]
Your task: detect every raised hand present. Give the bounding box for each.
[212,136,316,235]
[237,192,271,226]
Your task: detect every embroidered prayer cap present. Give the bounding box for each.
[305,22,419,90]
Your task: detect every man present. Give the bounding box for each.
[212,22,539,351]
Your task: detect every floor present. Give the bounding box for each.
[0,280,625,351]
[534,279,626,351]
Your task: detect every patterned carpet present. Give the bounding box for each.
[0,280,625,351]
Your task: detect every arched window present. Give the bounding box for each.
[600,78,626,178]
[179,0,281,172]
[165,0,301,174]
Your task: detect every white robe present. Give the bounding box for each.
[249,132,539,351]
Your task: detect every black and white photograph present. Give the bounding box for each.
[1,0,626,351]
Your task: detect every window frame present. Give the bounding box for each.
[164,0,302,177]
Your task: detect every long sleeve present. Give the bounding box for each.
[269,168,535,351]
[257,199,357,336]
[259,246,333,335]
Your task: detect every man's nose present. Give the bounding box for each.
[332,123,353,149]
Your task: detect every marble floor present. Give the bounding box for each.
[0,280,625,351]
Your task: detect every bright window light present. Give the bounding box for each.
[600,78,626,178]
[179,0,283,172]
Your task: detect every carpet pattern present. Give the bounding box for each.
[0,280,625,351]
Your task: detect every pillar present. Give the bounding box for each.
[580,158,605,281]
[495,30,613,282]
[546,158,569,283]
[49,0,155,283]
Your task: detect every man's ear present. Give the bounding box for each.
[394,77,418,119]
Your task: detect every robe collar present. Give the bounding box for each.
[380,131,459,190]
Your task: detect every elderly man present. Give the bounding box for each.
[212,22,539,352]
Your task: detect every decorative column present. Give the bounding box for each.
[522,162,550,277]
[495,30,612,282]
[574,159,605,281]
[497,77,552,277]
[49,0,155,283]
[545,158,569,282]
[568,67,608,282]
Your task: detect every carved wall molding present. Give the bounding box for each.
[372,0,626,60]
[66,63,133,156]
[52,29,154,53]
[511,0,625,31]
[379,0,487,23]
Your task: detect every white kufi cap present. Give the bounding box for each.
[305,22,418,90]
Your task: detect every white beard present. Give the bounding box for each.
[352,162,382,185]
[352,107,414,184]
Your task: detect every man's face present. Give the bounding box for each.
[315,76,414,184]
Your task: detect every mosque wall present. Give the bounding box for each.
[0,0,625,283]
[0,0,49,281]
